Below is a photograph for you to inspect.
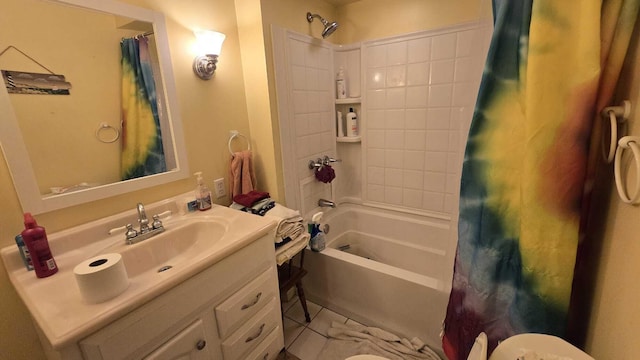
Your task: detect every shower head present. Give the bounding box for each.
[322,20,339,38]
[306,12,339,38]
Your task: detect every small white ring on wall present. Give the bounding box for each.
[614,136,640,205]
[95,122,120,143]
[228,130,250,156]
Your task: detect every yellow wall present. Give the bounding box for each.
[234,0,283,203]
[335,0,490,44]
[585,23,640,358]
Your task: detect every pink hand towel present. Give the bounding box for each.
[230,150,257,198]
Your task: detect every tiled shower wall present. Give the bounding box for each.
[285,33,336,214]
[362,25,489,215]
[274,24,490,216]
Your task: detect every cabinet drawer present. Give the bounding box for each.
[221,297,279,360]
[216,268,276,337]
[143,319,210,360]
[244,325,284,360]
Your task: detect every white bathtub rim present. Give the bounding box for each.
[328,229,447,257]
[309,202,451,230]
[318,247,443,290]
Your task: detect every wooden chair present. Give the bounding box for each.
[277,249,311,322]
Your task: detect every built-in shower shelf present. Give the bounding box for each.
[335,97,361,105]
[336,136,361,143]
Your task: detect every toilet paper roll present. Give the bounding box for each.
[74,253,129,304]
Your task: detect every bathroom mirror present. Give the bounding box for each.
[0,0,189,214]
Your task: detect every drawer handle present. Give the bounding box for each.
[241,292,262,310]
[245,323,265,343]
[195,339,206,351]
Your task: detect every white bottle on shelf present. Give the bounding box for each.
[337,111,345,137]
[346,108,358,137]
[336,67,347,99]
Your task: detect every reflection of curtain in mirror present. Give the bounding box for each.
[120,36,166,180]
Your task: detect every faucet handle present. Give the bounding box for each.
[322,155,342,165]
[152,214,164,230]
[125,224,138,241]
[308,158,324,170]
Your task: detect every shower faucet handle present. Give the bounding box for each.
[308,155,342,170]
[322,156,342,166]
[309,158,324,170]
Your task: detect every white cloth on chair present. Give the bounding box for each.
[263,204,307,244]
[275,233,310,266]
[263,203,309,265]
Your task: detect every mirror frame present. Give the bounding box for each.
[0,0,189,214]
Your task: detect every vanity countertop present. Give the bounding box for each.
[1,200,276,350]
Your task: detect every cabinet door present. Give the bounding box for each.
[144,319,211,360]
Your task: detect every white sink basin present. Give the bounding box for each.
[0,196,276,350]
[119,219,228,277]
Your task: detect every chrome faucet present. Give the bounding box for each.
[124,203,165,245]
[318,198,336,208]
[137,203,150,233]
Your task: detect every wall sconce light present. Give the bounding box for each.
[193,30,226,80]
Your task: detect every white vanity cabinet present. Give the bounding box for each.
[75,234,284,360]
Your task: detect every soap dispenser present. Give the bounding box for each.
[194,172,212,211]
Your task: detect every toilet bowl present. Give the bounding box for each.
[345,355,390,360]
[467,332,594,360]
[489,334,594,360]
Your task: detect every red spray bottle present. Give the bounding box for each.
[21,213,58,278]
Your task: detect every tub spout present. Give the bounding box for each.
[318,198,336,208]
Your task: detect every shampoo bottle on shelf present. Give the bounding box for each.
[21,213,57,278]
[346,107,358,137]
[194,172,212,211]
[336,67,347,99]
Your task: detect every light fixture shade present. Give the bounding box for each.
[194,30,226,56]
[193,30,226,80]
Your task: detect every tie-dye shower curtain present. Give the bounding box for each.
[442,1,639,359]
[120,36,166,180]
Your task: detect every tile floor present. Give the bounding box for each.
[281,295,365,360]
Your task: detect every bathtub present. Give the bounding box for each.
[303,203,453,353]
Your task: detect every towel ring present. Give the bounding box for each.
[228,130,250,156]
[95,122,120,143]
[614,136,640,205]
[601,100,631,164]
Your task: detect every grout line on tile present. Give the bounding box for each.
[285,328,306,350]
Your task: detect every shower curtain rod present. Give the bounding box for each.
[122,31,154,41]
